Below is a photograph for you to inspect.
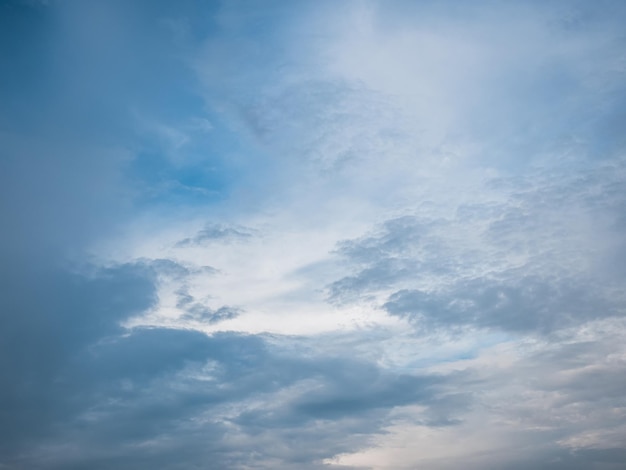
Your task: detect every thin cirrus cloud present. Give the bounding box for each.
[1,1,625,469]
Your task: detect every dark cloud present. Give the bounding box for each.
[0,256,460,469]
[292,373,464,423]
[0,262,158,462]
[1,323,461,468]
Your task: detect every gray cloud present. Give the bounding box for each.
[0,262,158,462]
[459,325,626,469]
[177,291,241,324]
[2,1,626,469]
[384,273,622,335]
[327,216,455,304]
[0,255,463,469]
[1,325,463,468]
[175,224,254,247]
[328,159,626,337]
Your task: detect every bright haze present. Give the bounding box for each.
[1,1,626,469]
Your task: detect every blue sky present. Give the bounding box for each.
[1,1,626,468]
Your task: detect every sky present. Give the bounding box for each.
[1,0,626,469]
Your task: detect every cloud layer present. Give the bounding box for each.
[1,1,625,469]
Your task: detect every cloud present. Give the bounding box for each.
[0,262,157,461]
[2,0,626,469]
[384,274,620,334]
[1,289,463,469]
[175,224,254,247]
[326,158,626,337]
[178,299,241,324]
[333,318,626,469]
